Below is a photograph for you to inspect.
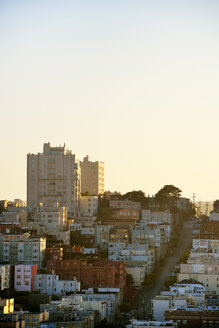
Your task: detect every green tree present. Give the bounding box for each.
[70,231,81,246]
[155,185,182,209]
[81,191,90,196]
[164,275,177,288]
[126,273,134,286]
[123,190,146,203]
[119,303,131,313]
[178,249,190,264]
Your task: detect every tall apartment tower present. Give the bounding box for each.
[80,156,104,195]
[27,143,81,215]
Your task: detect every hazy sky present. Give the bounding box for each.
[1,0,219,201]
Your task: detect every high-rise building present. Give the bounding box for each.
[80,156,104,195]
[27,142,81,215]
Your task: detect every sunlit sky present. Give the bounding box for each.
[1,0,219,202]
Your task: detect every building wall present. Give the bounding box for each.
[80,156,104,195]
[0,298,14,314]
[14,265,37,292]
[177,273,219,295]
[0,265,11,290]
[126,265,146,286]
[46,259,126,288]
[27,142,81,215]
[34,274,80,295]
[0,234,46,269]
[33,205,67,233]
[80,196,98,217]
[152,297,187,321]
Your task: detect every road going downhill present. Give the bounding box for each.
[133,219,193,319]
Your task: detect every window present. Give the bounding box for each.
[25,282,29,286]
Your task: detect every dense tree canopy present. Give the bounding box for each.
[155,185,182,208]
[123,190,146,203]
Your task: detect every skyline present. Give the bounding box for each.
[1,0,219,201]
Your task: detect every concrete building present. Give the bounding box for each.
[132,223,169,260]
[19,311,49,328]
[39,306,94,327]
[0,207,27,226]
[177,272,219,295]
[141,210,172,226]
[47,258,126,288]
[108,242,153,266]
[0,233,46,269]
[126,263,147,286]
[27,142,81,216]
[0,265,10,290]
[79,196,98,217]
[109,200,141,210]
[0,298,14,314]
[151,295,187,321]
[80,155,104,195]
[41,295,106,321]
[31,204,67,234]
[79,287,122,322]
[192,239,219,252]
[34,274,80,295]
[73,216,96,226]
[94,225,110,249]
[14,265,37,292]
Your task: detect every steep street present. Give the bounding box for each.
[133,219,194,319]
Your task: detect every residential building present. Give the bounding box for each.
[177,272,219,295]
[79,196,98,217]
[79,287,122,322]
[80,155,104,195]
[0,233,46,269]
[108,242,153,263]
[0,208,27,226]
[0,265,11,290]
[0,298,14,314]
[151,295,187,321]
[109,200,141,210]
[132,223,169,260]
[94,224,110,249]
[109,227,130,244]
[14,265,37,292]
[31,204,67,234]
[0,313,25,327]
[73,216,96,226]
[39,310,94,328]
[15,311,49,328]
[27,142,81,216]
[41,295,106,321]
[46,258,126,288]
[141,210,172,226]
[165,307,219,328]
[34,274,80,295]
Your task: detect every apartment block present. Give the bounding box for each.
[34,274,80,295]
[0,265,10,290]
[94,225,110,249]
[79,196,98,217]
[14,264,37,292]
[80,156,104,195]
[27,142,81,215]
[31,204,67,234]
[0,233,46,269]
[0,298,14,314]
[46,259,126,288]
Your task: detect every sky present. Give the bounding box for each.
[0,0,219,202]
